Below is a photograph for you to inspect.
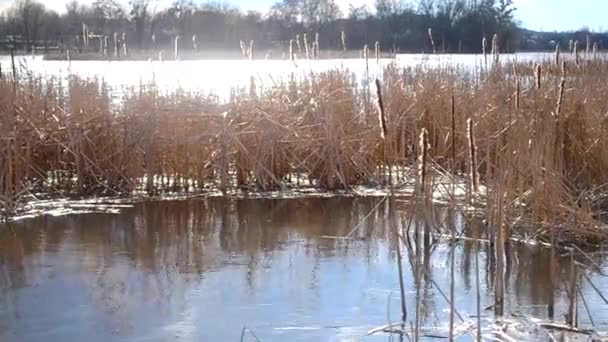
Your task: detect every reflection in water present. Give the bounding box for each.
[0,198,606,341]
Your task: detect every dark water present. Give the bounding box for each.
[1,198,607,341]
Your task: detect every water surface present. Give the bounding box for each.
[1,198,606,341]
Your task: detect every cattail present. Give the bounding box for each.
[304,33,310,59]
[314,33,320,59]
[249,40,254,60]
[375,41,380,64]
[289,39,295,62]
[122,32,128,56]
[341,31,346,51]
[418,128,429,193]
[482,36,488,66]
[240,40,247,57]
[174,35,180,61]
[467,118,478,193]
[556,78,565,117]
[114,32,119,57]
[574,40,579,65]
[555,43,560,66]
[375,79,387,140]
[562,61,567,78]
[296,34,302,53]
[535,63,542,90]
[83,24,90,47]
[586,34,591,55]
[492,34,500,63]
[103,35,109,58]
[593,42,598,60]
[428,28,436,53]
[569,39,574,53]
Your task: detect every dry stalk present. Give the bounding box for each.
[375,41,380,64]
[555,43,560,66]
[341,31,346,51]
[467,118,478,193]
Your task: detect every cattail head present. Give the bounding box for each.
[375,79,387,140]
[534,63,542,90]
[556,78,565,117]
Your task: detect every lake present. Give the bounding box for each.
[1,198,607,341]
[0,52,555,99]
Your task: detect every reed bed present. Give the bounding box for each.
[2,58,608,245]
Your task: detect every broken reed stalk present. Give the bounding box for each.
[428,28,436,53]
[394,209,407,325]
[515,80,520,110]
[375,79,388,140]
[567,250,577,327]
[375,41,380,64]
[449,94,456,341]
[341,31,346,51]
[555,43,560,66]
[535,63,542,90]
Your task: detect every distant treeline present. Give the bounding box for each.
[0,0,606,54]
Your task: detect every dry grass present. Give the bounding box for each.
[2,57,608,244]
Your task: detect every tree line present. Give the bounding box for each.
[0,0,603,55]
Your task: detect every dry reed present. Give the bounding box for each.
[1,59,608,247]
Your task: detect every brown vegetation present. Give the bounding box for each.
[1,57,608,244]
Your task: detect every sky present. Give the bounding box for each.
[0,0,606,32]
